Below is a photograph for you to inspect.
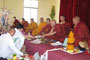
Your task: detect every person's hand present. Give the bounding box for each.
[29,35,35,39]
[24,35,29,38]
[41,35,45,38]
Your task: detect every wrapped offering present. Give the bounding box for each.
[67,31,75,50]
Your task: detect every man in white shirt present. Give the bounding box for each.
[0,28,23,59]
[13,24,34,51]
[13,24,25,50]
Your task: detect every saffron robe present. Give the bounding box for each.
[32,22,47,36]
[25,22,38,33]
[74,22,90,47]
[46,24,65,42]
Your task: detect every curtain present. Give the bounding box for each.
[59,0,90,30]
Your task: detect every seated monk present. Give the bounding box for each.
[32,17,47,36]
[60,16,71,36]
[41,20,65,42]
[25,18,38,33]
[13,16,20,28]
[21,18,29,31]
[73,16,90,47]
[40,18,52,35]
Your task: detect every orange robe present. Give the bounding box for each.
[74,22,90,46]
[40,24,52,35]
[60,22,71,36]
[46,24,65,42]
[22,21,29,31]
[25,22,38,33]
[32,22,47,36]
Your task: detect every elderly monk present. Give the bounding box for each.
[32,17,47,36]
[41,20,65,42]
[21,18,28,31]
[40,18,52,35]
[25,18,38,33]
[13,16,20,28]
[60,16,71,35]
[73,16,90,47]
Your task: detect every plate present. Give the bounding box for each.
[59,47,83,54]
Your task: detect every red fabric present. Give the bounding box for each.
[22,21,28,28]
[25,40,90,60]
[60,0,73,24]
[40,24,52,35]
[46,24,65,42]
[88,39,90,48]
[13,19,20,28]
[74,22,90,46]
[60,0,90,31]
[85,51,90,55]
[60,22,71,35]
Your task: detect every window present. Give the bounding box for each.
[24,0,38,23]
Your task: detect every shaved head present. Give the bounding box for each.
[50,20,56,27]
[73,16,80,25]
[73,16,80,21]
[30,18,34,23]
[60,16,65,22]
[9,28,15,36]
[46,18,51,24]
[40,17,44,23]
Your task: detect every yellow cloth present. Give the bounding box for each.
[32,22,47,36]
[25,22,38,33]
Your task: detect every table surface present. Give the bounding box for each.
[24,40,90,60]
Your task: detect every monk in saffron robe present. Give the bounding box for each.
[41,20,65,42]
[40,18,52,35]
[73,16,90,47]
[25,18,38,33]
[32,17,47,36]
[21,18,29,31]
[60,16,71,36]
[13,16,20,28]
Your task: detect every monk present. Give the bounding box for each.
[13,16,20,28]
[32,17,47,36]
[41,20,65,42]
[59,16,71,35]
[25,18,38,33]
[40,18,52,35]
[73,16,90,47]
[21,18,29,31]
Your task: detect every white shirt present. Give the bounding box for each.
[0,33,23,59]
[13,28,25,50]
